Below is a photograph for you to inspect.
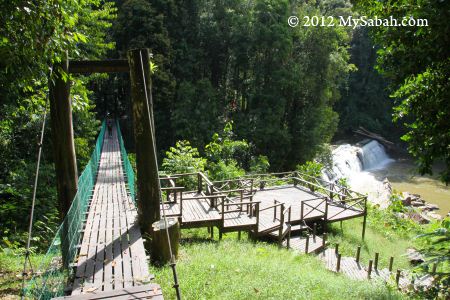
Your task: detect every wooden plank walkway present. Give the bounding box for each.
[71,124,155,296]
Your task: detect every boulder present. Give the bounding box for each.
[426,212,443,221]
[424,203,439,211]
[411,200,425,207]
[406,248,424,264]
[401,192,413,206]
[408,212,430,224]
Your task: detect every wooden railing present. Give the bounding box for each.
[221,201,260,226]
[327,197,367,220]
[300,197,328,220]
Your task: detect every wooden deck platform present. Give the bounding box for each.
[70,125,155,296]
[159,172,367,245]
[253,185,364,223]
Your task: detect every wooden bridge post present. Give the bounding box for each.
[128,48,161,235]
[49,51,78,219]
[49,52,78,268]
[356,246,361,264]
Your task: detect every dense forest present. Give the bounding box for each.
[1,0,449,270]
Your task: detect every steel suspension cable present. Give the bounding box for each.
[139,50,181,300]
[21,91,49,300]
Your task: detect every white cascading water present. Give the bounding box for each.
[323,140,395,208]
[324,140,393,182]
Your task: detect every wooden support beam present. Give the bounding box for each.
[49,52,78,218]
[128,48,161,234]
[69,60,129,74]
[356,246,361,264]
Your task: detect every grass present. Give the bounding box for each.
[151,228,405,300]
[0,250,45,299]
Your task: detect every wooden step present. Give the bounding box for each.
[52,283,163,299]
[284,235,324,254]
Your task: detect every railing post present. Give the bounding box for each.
[313,223,317,241]
[305,234,310,253]
[367,260,373,279]
[300,202,304,221]
[395,269,401,286]
[356,246,361,264]
[286,225,291,249]
[336,253,341,272]
[198,173,202,194]
[330,183,334,200]
[388,256,394,272]
[362,197,367,240]
[322,233,327,248]
[278,203,285,247]
[374,252,379,270]
[335,243,339,255]
[273,200,277,220]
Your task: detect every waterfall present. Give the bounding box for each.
[324,140,394,182]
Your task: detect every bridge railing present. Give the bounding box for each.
[116,120,136,204]
[24,121,106,299]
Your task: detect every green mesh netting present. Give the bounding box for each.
[116,120,136,204]
[23,121,105,299]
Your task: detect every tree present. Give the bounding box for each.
[354,0,450,183]
[0,0,116,248]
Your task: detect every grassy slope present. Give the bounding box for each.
[151,229,404,300]
[1,209,420,299]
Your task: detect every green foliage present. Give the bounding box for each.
[249,155,270,174]
[354,0,450,183]
[335,27,398,139]
[296,161,324,178]
[162,141,207,175]
[337,177,349,188]
[415,218,450,299]
[388,193,406,213]
[204,122,249,180]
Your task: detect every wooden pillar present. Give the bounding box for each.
[49,51,78,218]
[128,48,161,234]
[362,197,367,240]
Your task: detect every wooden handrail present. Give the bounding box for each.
[161,186,184,191]
[259,202,283,212]
[223,201,260,206]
